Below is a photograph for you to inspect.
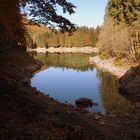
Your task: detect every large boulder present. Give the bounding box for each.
[75,98,98,108]
[119,66,140,102]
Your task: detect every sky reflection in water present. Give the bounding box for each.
[31,53,131,114]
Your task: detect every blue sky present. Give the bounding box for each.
[59,0,108,28]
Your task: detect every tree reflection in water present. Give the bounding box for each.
[32,52,95,72]
[31,52,132,114]
[96,70,131,114]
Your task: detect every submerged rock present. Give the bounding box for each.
[75,98,98,108]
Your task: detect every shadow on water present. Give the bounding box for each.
[31,52,132,114]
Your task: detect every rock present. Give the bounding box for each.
[99,120,106,126]
[75,98,98,108]
[119,66,140,102]
[94,115,102,120]
[108,114,117,118]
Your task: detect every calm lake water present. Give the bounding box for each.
[31,52,131,114]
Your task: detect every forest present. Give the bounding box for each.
[27,25,100,48]
[97,0,140,64]
[1,0,139,65]
[26,0,140,65]
[0,0,77,49]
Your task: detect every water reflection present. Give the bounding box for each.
[31,52,131,114]
[96,70,131,114]
[31,52,95,72]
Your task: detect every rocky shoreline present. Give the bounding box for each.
[89,56,130,78]
[0,48,140,139]
[28,47,97,54]
[89,56,140,102]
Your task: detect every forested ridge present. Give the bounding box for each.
[27,25,100,48]
[97,0,140,64]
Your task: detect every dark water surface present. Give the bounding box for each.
[31,53,131,114]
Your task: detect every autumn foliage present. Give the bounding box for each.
[0,0,76,48]
[97,0,140,63]
[27,25,100,48]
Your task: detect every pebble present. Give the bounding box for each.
[94,115,102,120]
[99,121,106,126]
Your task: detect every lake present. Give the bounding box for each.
[31,52,131,114]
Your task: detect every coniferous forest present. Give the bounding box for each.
[27,25,100,48]
[97,0,140,63]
